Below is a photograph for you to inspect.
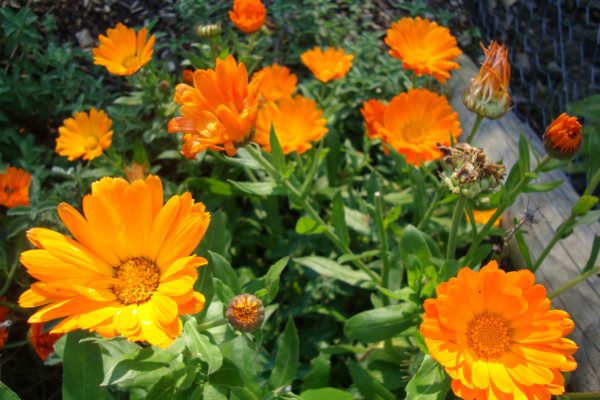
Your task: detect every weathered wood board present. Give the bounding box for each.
[447,55,600,391]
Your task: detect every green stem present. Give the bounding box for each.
[417,186,443,230]
[549,265,600,299]
[465,202,479,239]
[245,145,380,282]
[0,299,28,315]
[446,197,467,259]
[374,192,390,298]
[584,165,600,197]
[465,114,484,143]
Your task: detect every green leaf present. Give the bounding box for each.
[260,256,289,304]
[0,382,20,400]
[347,359,395,400]
[295,216,328,235]
[523,180,563,193]
[182,318,223,375]
[145,375,178,400]
[301,388,353,400]
[572,195,599,216]
[405,355,450,400]
[213,278,236,304]
[269,126,286,173]
[583,235,600,273]
[577,209,600,225]
[515,231,534,271]
[332,192,350,247]
[202,384,228,400]
[518,134,531,178]
[229,180,283,196]
[209,251,240,294]
[209,358,244,387]
[195,178,233,196]
[63,331,112,400]
[269,316,299,389]
[400,225,432,268]
[295,256,374,288]
[301,354,331,391]
[344,303,419,343]
[197,210,230,258]
[344,206,372,235]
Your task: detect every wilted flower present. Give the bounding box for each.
[92,23,155,76]
[438,142,505,198]
[0,167,31,208]
[360,99,387,140]
[464,41,511,119]
[376,89,462,166]
[226,294,265,332]
[28,323,63,361]
[195,23,222,38]
[56,108,113,161]
[168,56,261,158]
[252,64,298,102]
[421,260,577,399]
[19,176,210,348]
[542,113,583,160]
[385,17,461,84]
[466,209,502,227]
[300,47,353,83]
[229,0,266,34]
[255,95,328,154]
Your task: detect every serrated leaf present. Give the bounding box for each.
[269,316,299,389]
[344,303,419,343]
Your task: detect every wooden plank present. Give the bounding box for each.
[447,55,600,391]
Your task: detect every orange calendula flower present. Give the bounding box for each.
[255,95,328,154]
[464,41,511,119]
[0,167,31,208]
[361,99,387,140]
[300,47,353,83]
[0,306,10,349]
[421,260,577,400]
[542,113,583,160]
[168,56,261,158]
[18,176,210,348]
[252,64,298,102]
[385,17,461,84]
[229,0,266,34]
[226,294,265,332]
[56,108,113,161]
[28,323,63,361]
[376,89,461,166]
[466,209,502,228]
[93,23,155,76]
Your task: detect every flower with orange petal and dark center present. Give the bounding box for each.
[18,175,210,348]
[168,56,261,158]
[254,95,328,154]
[464,41,511,119]
[361,99,387,140]
[251,64,298,102]
[375,89,461,166]
[229,0,266,34]
[421,260,578,400]
[300,47,353,83]
[93,23,155,76]
[542,113,583,160]
[56,108,113,161]
[28,323,63,361]
[0,167,31,208]
[385,17,462,84]
[226,294,265,332]
[0,306,10,349]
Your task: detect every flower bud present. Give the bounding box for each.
[464,41,511,120]
[28,323,63,361]
[542,113,583,160]
[226,294,265,333]
[195,23,222,38]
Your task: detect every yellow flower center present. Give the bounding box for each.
[83,135,99,150]
[466,312,511,360]
[113,257,160,305]
[122,55,140,69]
[231,299,259,324]
[401,123,426,143]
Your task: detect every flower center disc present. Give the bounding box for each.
[402,123,425,143]
[466,312,511,360]
[231,299,259,325]
[113,257,160,305]
[83,135,99,150]
[122,55,139,69]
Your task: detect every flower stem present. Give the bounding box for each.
[0,299,28,315]
[584,165,600,197]
[465,114,484,143]
[549,264,600,299]
[446,196,467,260]
[374,192,390,299]
[244,145,380,283]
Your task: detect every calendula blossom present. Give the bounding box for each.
[19,176,210,348]
[229,0,266,34]
[0,167,31,208]
[385,17,461,84]
[421,261,577,400]
[56,108,113,161]
[252,64,298,102]
[542,113,583,160]
[300,47,353,83]
[92,23,155,76]
[464,41,511,119]
[361,99,387,140]
[168,56,261,158]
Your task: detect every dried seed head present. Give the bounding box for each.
[226,294,265,333]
